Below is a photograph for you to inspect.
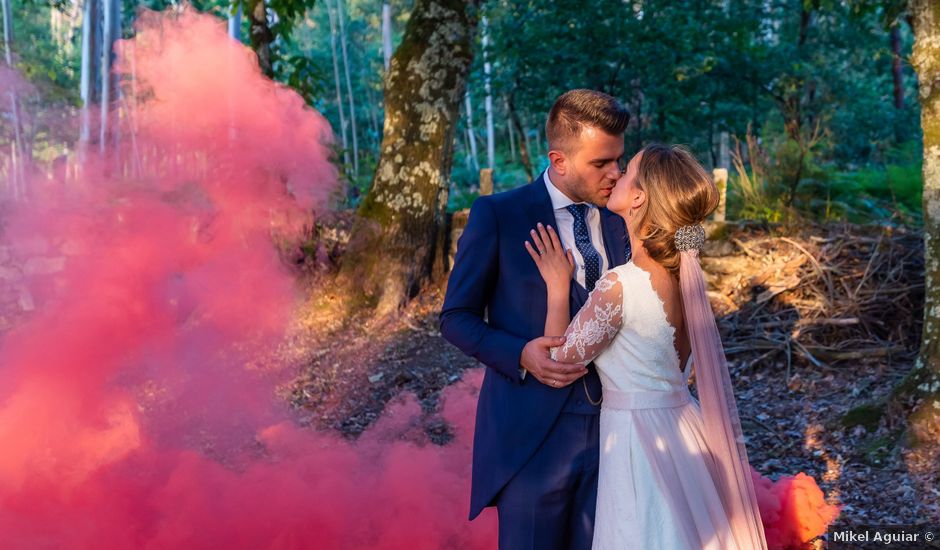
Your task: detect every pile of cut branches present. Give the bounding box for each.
[702,222,924,377]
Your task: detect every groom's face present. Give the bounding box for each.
[563,126,625,207]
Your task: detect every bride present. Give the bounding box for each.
[525,144,767,549]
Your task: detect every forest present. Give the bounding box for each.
[0,0,937,548]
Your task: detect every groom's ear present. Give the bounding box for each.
[548,150,567,175]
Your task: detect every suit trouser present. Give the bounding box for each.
[495,412,600,550]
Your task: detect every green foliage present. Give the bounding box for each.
[730,130,922,224]
[273,50,328,104]
[729,159,786,224]
[821,151,923,223]
[1,0,928,228]
[9,0,81,104]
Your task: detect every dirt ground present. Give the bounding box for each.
[288,219,938,534]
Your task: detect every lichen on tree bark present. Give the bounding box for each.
[908,0,940,441]
[340,0,480,316]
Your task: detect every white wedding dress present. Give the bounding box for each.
[553,262,742,549]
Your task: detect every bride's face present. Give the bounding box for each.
[608,151,643,221]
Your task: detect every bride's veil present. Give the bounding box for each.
[679,247,768,550]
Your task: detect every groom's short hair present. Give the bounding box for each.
[546,89,629,153]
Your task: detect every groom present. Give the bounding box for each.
[440,89,630,549]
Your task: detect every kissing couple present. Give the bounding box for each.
[441,89,769,549]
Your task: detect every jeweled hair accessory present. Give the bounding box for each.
[675,224,705,251]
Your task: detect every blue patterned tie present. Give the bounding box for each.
[566,203,602,291]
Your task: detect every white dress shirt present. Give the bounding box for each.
[543,169,609,289]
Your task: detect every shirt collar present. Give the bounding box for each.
[544,168,591,211]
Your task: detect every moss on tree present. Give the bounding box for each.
[339,0,480,317]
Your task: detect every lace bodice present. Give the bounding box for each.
[551,262,692,392]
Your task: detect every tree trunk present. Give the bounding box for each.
[1,0,25,199]
[532,117,542,158]
[54,2,80,59]
[464,91,479,172]
[458,121,471,169]
[326,0,350,175]
[779,6,813,201]
[906,0,940,442]
[337,0,358,178]
[507,89,532,179]
[228,2,242,40]
[363,65,380,144]
[340,0,480,316]
[381,2,392,71]
[505,97,517,162]
[245,0,274,78]
[80,0,101,145]
[1,0,11,67]
[98,0,117,153]
[891,23,905,109]
[482,15,494,170]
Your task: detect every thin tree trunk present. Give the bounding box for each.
[504,96,516,162]
[464,91,479,172]
[59,1,79,59]
[80,0,101,146]
[1,0,11,67]
[228,2,242,40]
[482,15,494,170]
[337,0,358,178]
[50,6,59,52]
[340,0,480,316]
[506,89,532,179]
[363,65,380,145]
[459,121,471,170]
[891,23,904,110]
[98,0,117,153]
[532,118,542,158]
[633,86,643,153]
[246,0,274,77]
[907,0,940,438]
[778,6,813,203]
[326,0,350,175]
[1,0,25,199]
[226,1,241,151]
[522,126,533,167]
[127,38,141,179]
[381,2,392,71]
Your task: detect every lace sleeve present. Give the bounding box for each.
[551,270,624,364]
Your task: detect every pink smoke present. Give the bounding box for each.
[752,468,841,549]
[0,6,495,549]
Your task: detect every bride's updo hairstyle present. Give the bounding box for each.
[633,144,718,277]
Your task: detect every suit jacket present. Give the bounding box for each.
[440,173,629,520]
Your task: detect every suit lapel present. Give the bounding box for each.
[527,173,558,229]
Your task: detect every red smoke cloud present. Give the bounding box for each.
[752,469,841,549]
[0,6,495,549]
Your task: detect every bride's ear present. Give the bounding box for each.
[631,188,647,210]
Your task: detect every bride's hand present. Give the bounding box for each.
[525,223,575,293]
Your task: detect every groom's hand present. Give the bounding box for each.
[520,336,588,388]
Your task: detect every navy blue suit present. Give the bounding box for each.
[440,174,629,548]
